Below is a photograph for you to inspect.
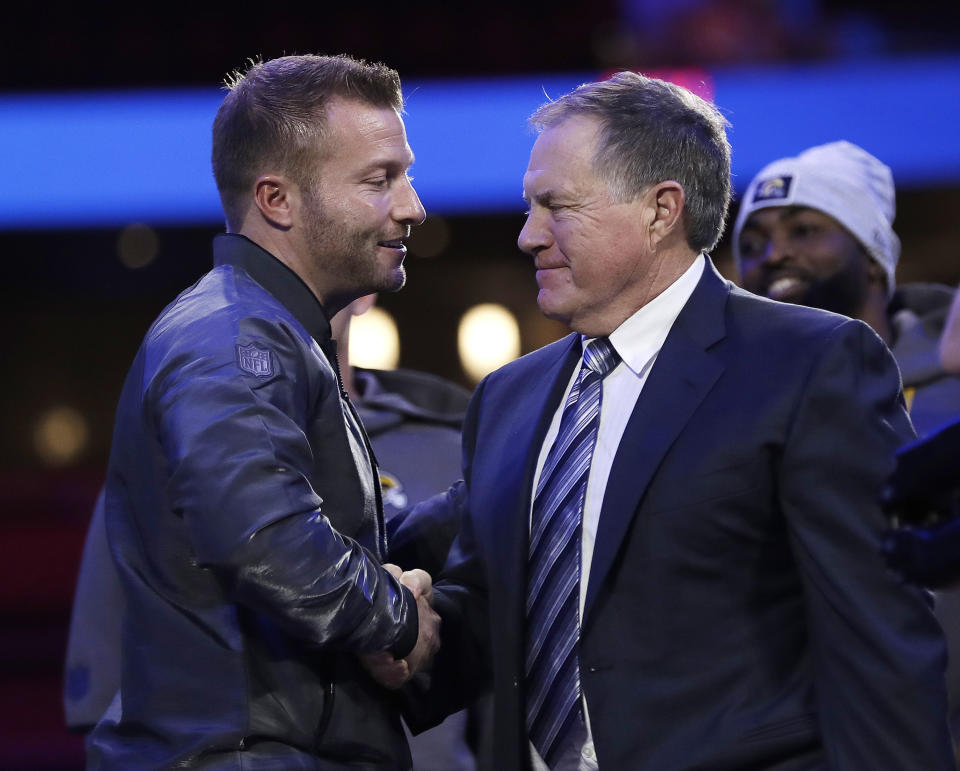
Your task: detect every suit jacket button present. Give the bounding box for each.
[513,677,519,688]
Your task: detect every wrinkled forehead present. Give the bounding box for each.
[523,116,604,192]
[531,115,601,162]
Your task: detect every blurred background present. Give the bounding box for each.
[1,1,958,767]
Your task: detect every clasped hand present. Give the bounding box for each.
[360,564,440,689]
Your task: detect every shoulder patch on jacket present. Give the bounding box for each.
[236,343,274,378]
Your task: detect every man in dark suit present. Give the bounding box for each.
[401,72,954,769]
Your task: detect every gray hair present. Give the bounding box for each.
[530,72,732,254]
[212,54,403,231]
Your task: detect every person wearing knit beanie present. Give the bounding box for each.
[732,140,900,344]
[732,140,960,437]
[735,142,960,754]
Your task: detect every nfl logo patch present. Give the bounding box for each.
[753,175,792,203]
[236,343,274,378]
[380,471,408,509]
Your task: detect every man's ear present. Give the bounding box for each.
[253,174,295,229]
[648,181,686,246]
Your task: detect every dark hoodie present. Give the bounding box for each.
[354,368,471,576]
[889,282,960,438]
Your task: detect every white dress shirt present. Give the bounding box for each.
[529,255,705,770]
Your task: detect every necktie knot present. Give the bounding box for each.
[582,337,620,378]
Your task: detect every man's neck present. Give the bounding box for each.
[235,225,345,314]
[857,293,894,345]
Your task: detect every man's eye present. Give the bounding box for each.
[738,238,764,258]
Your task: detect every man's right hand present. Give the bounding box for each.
[360,567,441,689]
[399,568,434,605]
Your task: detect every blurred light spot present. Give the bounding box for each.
[33,405,89,466]
[458,304,521,382]
[117,223,159,269]
[409,217,451,258]
[349,307,400,370]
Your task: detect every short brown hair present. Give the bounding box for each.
[211,54,403,231]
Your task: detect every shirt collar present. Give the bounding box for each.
[589,254,705,376]
[212,233,332,343]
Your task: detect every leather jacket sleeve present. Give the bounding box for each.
[146,313,418,658]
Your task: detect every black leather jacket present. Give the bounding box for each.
[86,234,419,769]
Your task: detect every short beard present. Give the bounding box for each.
[302,189,406,299]
[797,256,870,318]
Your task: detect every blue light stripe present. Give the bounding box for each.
[2,55,958,229]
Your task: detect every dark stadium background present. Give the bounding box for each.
[1,2,957,766]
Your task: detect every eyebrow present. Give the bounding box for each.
[743,205,811,230]
[522,189,559,206]
[357,154,416,177]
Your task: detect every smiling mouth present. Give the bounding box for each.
[765,275,808,299]
[377,238,407,253]
[535,265,570,289]
[534,259,567,272]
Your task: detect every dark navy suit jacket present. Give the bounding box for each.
[419,260,954,770]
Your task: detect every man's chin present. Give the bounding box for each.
[380,266,406,294]
[536,291,572,326]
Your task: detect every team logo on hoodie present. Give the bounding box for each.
[380,472,408,509]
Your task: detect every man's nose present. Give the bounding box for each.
[762,236,790,266]
[395,177,426,226]
[518,210,550,256]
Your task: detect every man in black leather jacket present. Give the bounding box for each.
[84,54,441,769]
[68,295,478,769]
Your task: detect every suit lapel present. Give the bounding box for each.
[584,261,730,619]
[480,335,582,583]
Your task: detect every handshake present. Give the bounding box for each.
[361,565,441,689]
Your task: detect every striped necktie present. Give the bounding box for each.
[526,336,621,767]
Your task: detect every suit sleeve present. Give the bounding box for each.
[149,317,418,658]
[781,319,954,768]
[385,482,467,576]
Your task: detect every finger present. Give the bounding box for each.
[360,653,409,689]
[382,563,403,580]
[383,660,410,688]
[400,569,433,601]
